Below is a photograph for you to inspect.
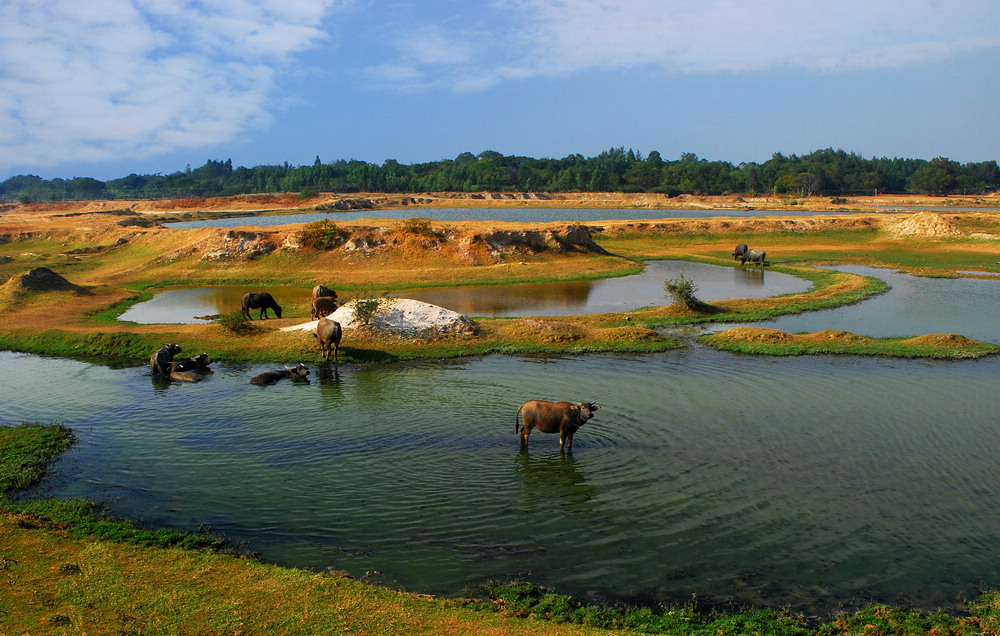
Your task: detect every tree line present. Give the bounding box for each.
[3,148,998,203]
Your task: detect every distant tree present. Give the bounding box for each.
[909,157,959,194]
[799,173,823,196]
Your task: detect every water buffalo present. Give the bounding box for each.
[241,292,282,320]
[739,248,766,268]
[314,317,343,363]
[150,343,182,375]
[311,296,339,320]
[250,363,310,386]
[516,400,600,451]
[732,243,748,260]
[312,284,338,300]
[168,369,203,383]
[170,352,212,372]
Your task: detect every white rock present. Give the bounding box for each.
[281,298,476,337]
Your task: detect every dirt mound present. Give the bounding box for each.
[902,333,973,347]
[5,267,85,292]
[718,327,793,342]
[0,267,89,305]
[518,318,586,342]
[800,330,873,344]
[885,212,962,238]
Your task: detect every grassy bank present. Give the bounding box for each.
[6,422,1000,635]
[701,328,1000,359]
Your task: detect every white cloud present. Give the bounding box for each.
[507,0,1000,74]
[369,0,1000,91]
[0,0,339,169]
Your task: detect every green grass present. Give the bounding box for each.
[700,331,1000,359]
[0,422,73,494]
[0,329,167,362]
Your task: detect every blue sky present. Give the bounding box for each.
[1,0,998,181]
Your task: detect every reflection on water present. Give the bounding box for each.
[119,285,312,324]
[6,348,1000,615]
[516,450,595,514]
[119,261,811,323]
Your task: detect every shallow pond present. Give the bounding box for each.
[165,206,887,229]
[733,265,1000,344]
[118,260,813,323]
[7,348,1000,616]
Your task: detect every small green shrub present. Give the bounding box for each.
[216,310,260,336]
[298,188,318,200]
[665,273,701,309]
[298,220,349,250]
[352,293,385,326]
[402,217,435,237]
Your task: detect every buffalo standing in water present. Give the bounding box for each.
[516,400,600,451]
[739,248,766,268]
[314,318,343,363]
[250,363,310,386]
[150,343,182,375]
[241,292,282,320]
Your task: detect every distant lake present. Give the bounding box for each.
[165,206,885,229]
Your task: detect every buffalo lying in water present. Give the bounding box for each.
[516,400,600,451]
[250,363,310,386]
[241,292,282,320]
[167,352,212,383]
[171,352,212,372]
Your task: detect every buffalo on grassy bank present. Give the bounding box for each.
[314,318,343,363]
[311,296,339,320]
[312,284,337,300]
[241,292,282,320]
